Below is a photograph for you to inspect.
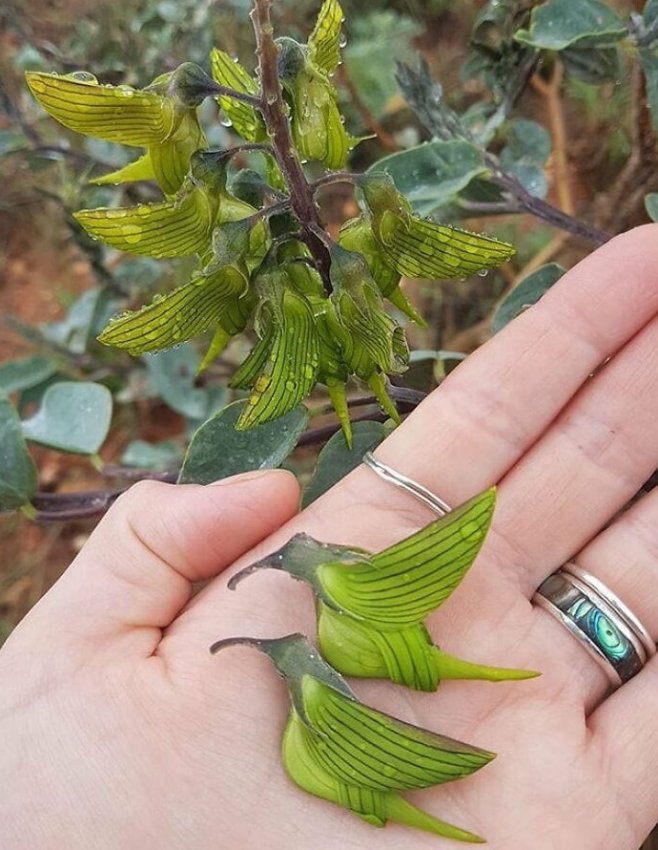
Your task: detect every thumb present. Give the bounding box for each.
[5,470,299,656]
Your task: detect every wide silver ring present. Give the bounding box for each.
[361,452,656,688]
[534,565,655,687]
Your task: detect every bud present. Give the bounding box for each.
[232,269,319,430]
[211,632,493,842]
[277,37,358,169]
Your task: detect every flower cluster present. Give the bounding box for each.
[26,0,514,444]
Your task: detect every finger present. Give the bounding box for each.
[491,305,658,594]
[302,224,658,561]
[575,488,658,770]
[173,227,658,644]
[5,470,299,656]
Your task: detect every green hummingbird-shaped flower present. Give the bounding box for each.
[229,488,538,690]
[26,63,217,195]
[358,172,516,280]
[211,632,494,842]
[274,0,360,170]
[74,148,263,259]
[96,218,260,367]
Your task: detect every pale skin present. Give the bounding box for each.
[4,226,658,849]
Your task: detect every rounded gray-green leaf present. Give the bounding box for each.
[178,400,308,484]
[0,355,58,394]
[368,140,487,217]
[0,394,37,510]
[493,263,565,333]
[21,381,113,455]
[302,421,388,508]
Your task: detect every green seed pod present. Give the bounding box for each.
[230,489,538,690]
[211,632,494,842]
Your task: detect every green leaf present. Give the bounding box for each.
[178,399,308,484]
[302,421,388,508]
[308,0,344,76]
[493,263,565,332]
[500,119,551,198]
[344,12,422,121]
[42,289,116,354]
[515,0,627,51]
[640,43,658,131]
[0,394,37,510]
[21,381,113,454]
[145,345,210,420]
[370,141,488,216]
[121,439,183,471]
[561,45,621,83]
[0,356,58,394]
[645,192,658,221]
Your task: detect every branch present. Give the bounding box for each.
[20,388,427,522]
[250,0,332,293]
[490,166,611,245]
[209,81,264,108]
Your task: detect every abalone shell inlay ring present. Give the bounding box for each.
[534,564,656,688]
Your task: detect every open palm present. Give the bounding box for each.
[3,226,658,850]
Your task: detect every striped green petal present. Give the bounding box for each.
[91,151,156,186]
[283,710,485,842]
[376,212,515,280]
[302,676,494,790]
[308,0,344,76]
[236,288,320,429]
[318,604,439,690]
[74,186,213,258]
[210,48,266,142]
[149,111,208,194]
[25,71,174,146]
[318,488,496,629]
[338,216,426,325]
[97,265,248,354]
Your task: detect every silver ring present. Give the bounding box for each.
[361,452,451,516]
[361,452,656,688]
[534,565,655,687]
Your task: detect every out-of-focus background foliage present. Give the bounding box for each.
[0,5,657,843]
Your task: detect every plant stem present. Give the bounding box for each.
[490,166,611,245]
[250,0,332,293]
[20,389,427,522]
[210,81,263,108]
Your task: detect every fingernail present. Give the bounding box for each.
[208,468,296,486]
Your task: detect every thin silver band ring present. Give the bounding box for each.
[361,452,656,688]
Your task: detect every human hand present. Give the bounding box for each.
[3,226,658,850]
